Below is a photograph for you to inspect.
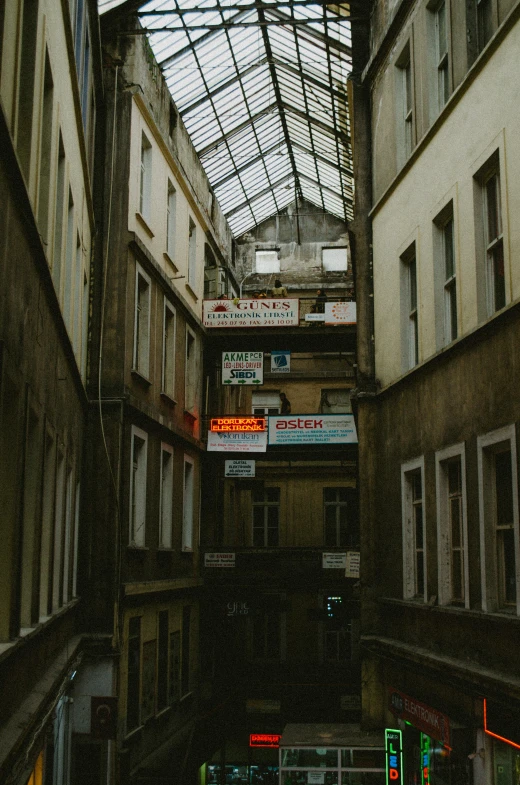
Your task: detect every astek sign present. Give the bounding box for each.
[222,351,263,385]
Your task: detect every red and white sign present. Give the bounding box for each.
[325,301,357,325]
[388,688,450,746]
[268,414,357,445]
[203,298,299,328]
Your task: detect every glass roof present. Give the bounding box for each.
[98,0,353,236]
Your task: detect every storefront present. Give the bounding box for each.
[278,724,385,784]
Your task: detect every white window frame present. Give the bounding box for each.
[252,391,280,415]
[433,201,458,348]
[482,167,505,316]
[166,180,176,259]
[184,326,198,414]
[477,425,520,615]
[162,299,176,399]
[255,250,279,274]
[322,247,348,272]
[436,443,469,607]
[139,131,152,221]
[182,455,195,552]
[133,264,151,378]
[402,456,427,602]
[395,42,414,167]
[188,217,197,286]
[129,426,148,547]
[159,443,174,549]
[400,243,419,371]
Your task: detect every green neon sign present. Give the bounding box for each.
[385,728,403,784]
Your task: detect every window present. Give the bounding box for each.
[252,609,281,660]
[436,445,468,607]
[185,327,198,414]
[478,426,519,613]
[39,426,56,620]
[324,596,351,661]
[157,610,169,712]
[401,244,419,369]
[434,1,449,110]
[52,136,66,291]
[159,444,174,549]
[434,204,457,346]
[162,300,176,399]
[52,450,65,612]
[477,0,494,50]
[166,181,176,258]
[324,488,356,548]
[322,247,348,272]
[129,426,147,547]
[252,391,280,415]
[182,456,194,552]
[255,250,279,274]
[133,265,151,377]
[37,50,54,244]
[252,487,280,546]
[188,218,197,286]
[20,406,42,630]
[402,458,426,601]
[396,44,413,165]
[181,606,191,697]
[139,132,152,221]
[320,389,352,414]
[16,0,39,180]
[63,190,75,330]
[483,167,505,314]
[169,630,181,703]
[127,617,141,732]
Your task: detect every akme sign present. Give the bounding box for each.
[203,298,299,327]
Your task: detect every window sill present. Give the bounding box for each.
[135,212,154,238]
[127,545,149,552]
[183,409,197,423]
[160,391,177,406]
[131,369,152,386]
[157,546,174,553]
[185,282,198,300]
[163,251,178,273]
[181,547,194,555]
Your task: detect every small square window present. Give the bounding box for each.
[255,250,279,274]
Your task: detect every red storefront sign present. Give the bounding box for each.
[249,734,281,748]
[388,688,450,746]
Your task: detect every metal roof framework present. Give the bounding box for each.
[98,0,353,237]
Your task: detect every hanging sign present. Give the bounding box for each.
[388,688,450,746]
[203,298,299,328]
[225,460,255,477]
[385,729,403,784]
[322,553,347,569]
[207,431,267,452]
[204,552,236,568]
[222,351,263,385]
[271,350,291,373]
[324,302,357,325]
[268,414,358,445]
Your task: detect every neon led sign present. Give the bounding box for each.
[484,698,520,750]
[249,734,281,748]
[421,733,430,785]
[385,729,403,784]
[211,417,266,432]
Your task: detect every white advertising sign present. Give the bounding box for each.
[222,351,263,385]
[305,312,325,322]
[308,774,325,784]
[203,298,299,328]
[271,350,291,373]
[268,414,358,445]
[225,460,256,477]
[207,431,267,452]
[204,552,236,568]
[346,551,360,578]
[324,301,357,325]
[322,552,347,569]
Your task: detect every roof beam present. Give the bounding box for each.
[224,172,294,218]
[282,102,350,143]
[212,140,287,189]
[274,58,347,99]
[265,7,352,56]
[139,1,352,13]
[157,7,251,67]
[291,140,353,177]
[137,18,351,32]
[178,56,269,117]
[197,102,279,157]
[299,172,353,203]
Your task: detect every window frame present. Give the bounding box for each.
[401,456,427,602]
[477,425,520,615]
[255,249,280,274]
[162,299,176,400]
[166,180,176,259]
[474,151,507,320]
[435,443,469,608]
[395,42,414,166]
[184,326,198,415]
[400,242,419,371]
[323,488,353,548]
[159,443,174,550]
[188,217,197,287]
[139,131,152,222]
[182,455,195,552]
[252,487,280,547]
[126,616,142,733]
[433,201,457,348]
[129,425,148,548]
[133,264,151,378]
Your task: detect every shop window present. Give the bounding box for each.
[402,457,426,601]
[478,425,519,613]
[252,487,280,546]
